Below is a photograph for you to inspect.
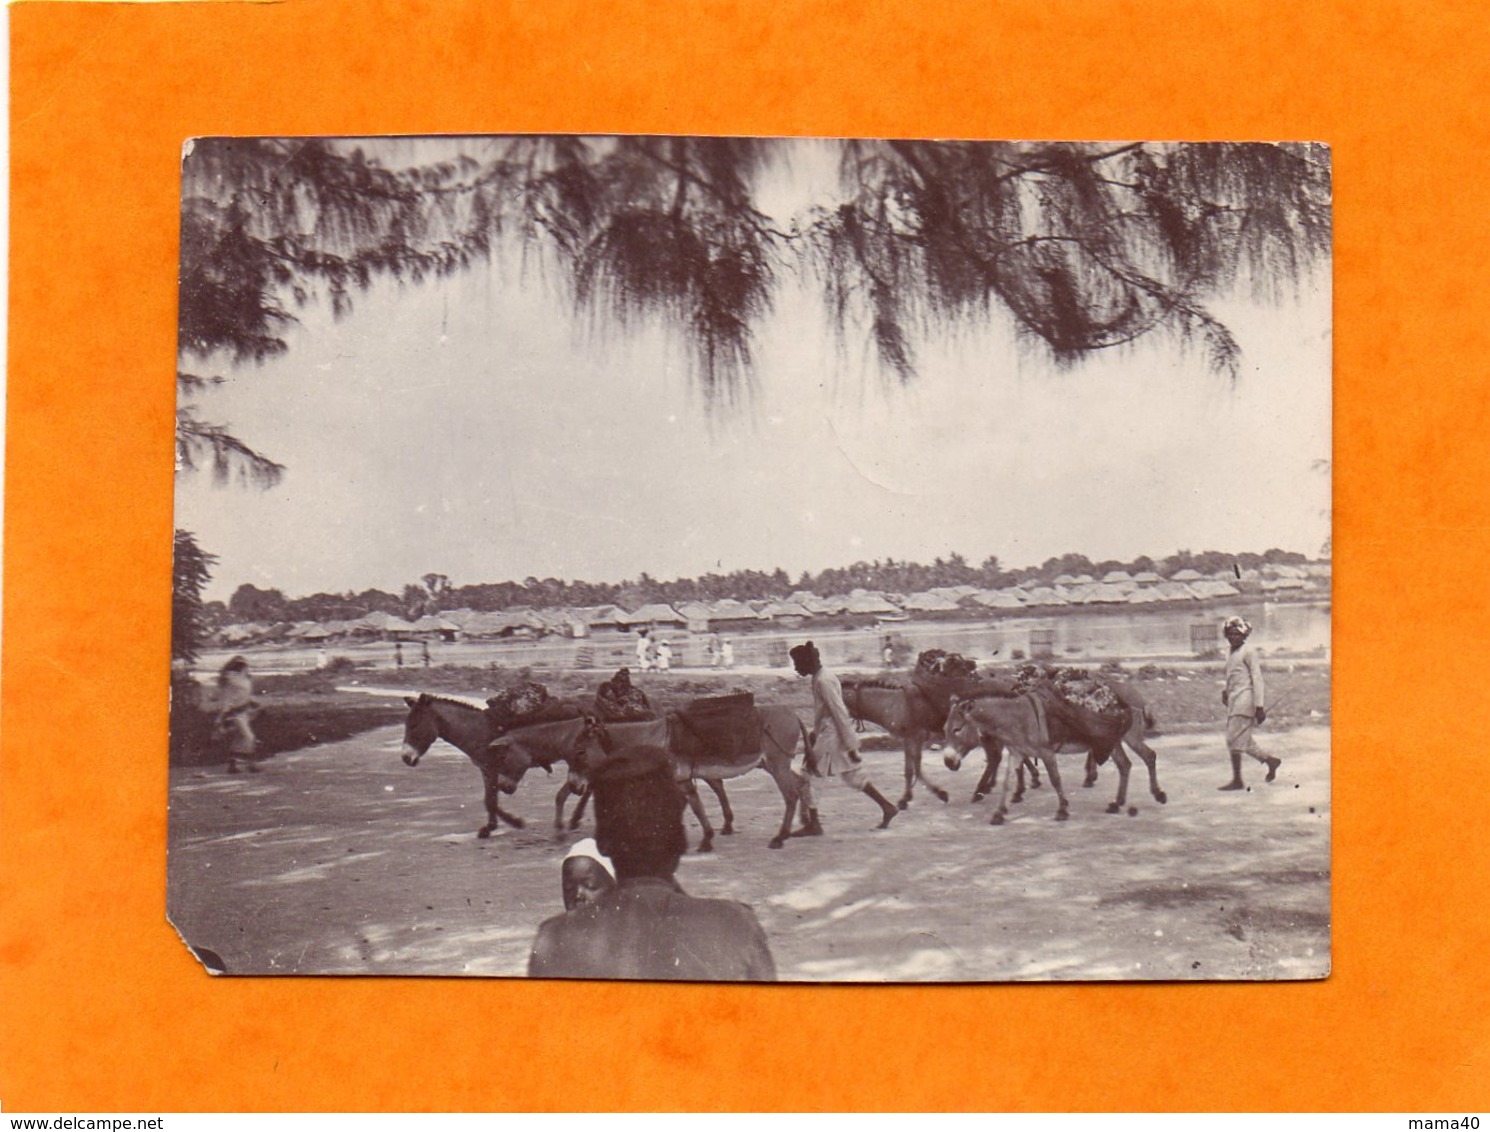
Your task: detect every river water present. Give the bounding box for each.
[193,598,1329,678]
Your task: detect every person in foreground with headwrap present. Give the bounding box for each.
[1218,616,1282,790]
[527,745,777,981]
[560,838,616,911]
[790,640,899,832]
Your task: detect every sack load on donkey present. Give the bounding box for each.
[1011,663,1128,738]
[911,648,1014,706]
[484,680,574,733]
[671,691,763,765]
[592,667,655,722]
[914,648,980,681]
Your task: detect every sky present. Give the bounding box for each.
[175,139,1332,604]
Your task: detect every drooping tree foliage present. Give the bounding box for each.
[171,530,218,662]
[177,137,508,484]
[177,135,1331,473]
[811,140,1331,380]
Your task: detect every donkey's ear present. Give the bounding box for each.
[404,696,419,708]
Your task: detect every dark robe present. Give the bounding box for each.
[528,877,776,982]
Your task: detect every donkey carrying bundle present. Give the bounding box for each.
[670,692,763,766]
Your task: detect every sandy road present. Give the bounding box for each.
[167,722,1329,982]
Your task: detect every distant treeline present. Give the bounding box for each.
[209,548,1314,628]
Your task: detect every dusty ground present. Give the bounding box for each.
[167,678,1330,982]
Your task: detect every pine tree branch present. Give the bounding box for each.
[176,408,286,488]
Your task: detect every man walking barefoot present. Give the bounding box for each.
[1218,616,1282,790]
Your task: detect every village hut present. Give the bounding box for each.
[619,603,687,630]
[451,611,505,638]
[971,589,1025,609]
[570,605,628,635]
[215,622,260,645]
[675,602,715,634]
[902,591,963,613]
[348,611,421,640]
[931,585,981,600]
[799,594,849,615]
[1154,581,1201,602]
[707,599,762,630]
[843,592,903,616]
[1023,586,1070,607]
[410,615,462,641]
[1191,579,1242,599]
[758,600,813,625]
[495,609,548,637]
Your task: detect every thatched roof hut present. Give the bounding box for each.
[620,603,687,627]
[843,592,902,615]
[902,591,962,612]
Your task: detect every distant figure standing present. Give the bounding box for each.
[316,647,329,670]
[1217,616,1281,790]
[708,632,722,669]
[528,745,777,981]
[214,655,259,774]
[720,639,734,669]
[394,641,404,669]
[881,636,895,668]
[790,641,898,830]
[655,639,672,673]
[635,629,652,673]
[421,640,432,667]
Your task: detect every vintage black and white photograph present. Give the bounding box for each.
[168,135,1331,982]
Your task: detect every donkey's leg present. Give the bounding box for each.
[763,760,801,850]
[1102,745,1133,814]
[682,779,715,853]
[1041,752,1070,821]
[914,731,950,805]
[991,744,1019,825]
[899,735,918,810]
[705,778,735,834]
[1083,751,1099,788]
[553,783,573,832]
[973,747,1000,802]
[478,771,508,838]
[476,755,529,833]
[1128,735,1168,804]
[567,786,591,831]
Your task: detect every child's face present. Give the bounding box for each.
[562,858,615,910]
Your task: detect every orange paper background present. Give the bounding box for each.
[4,0,1488,1113]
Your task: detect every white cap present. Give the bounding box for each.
[563,837,615,879]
